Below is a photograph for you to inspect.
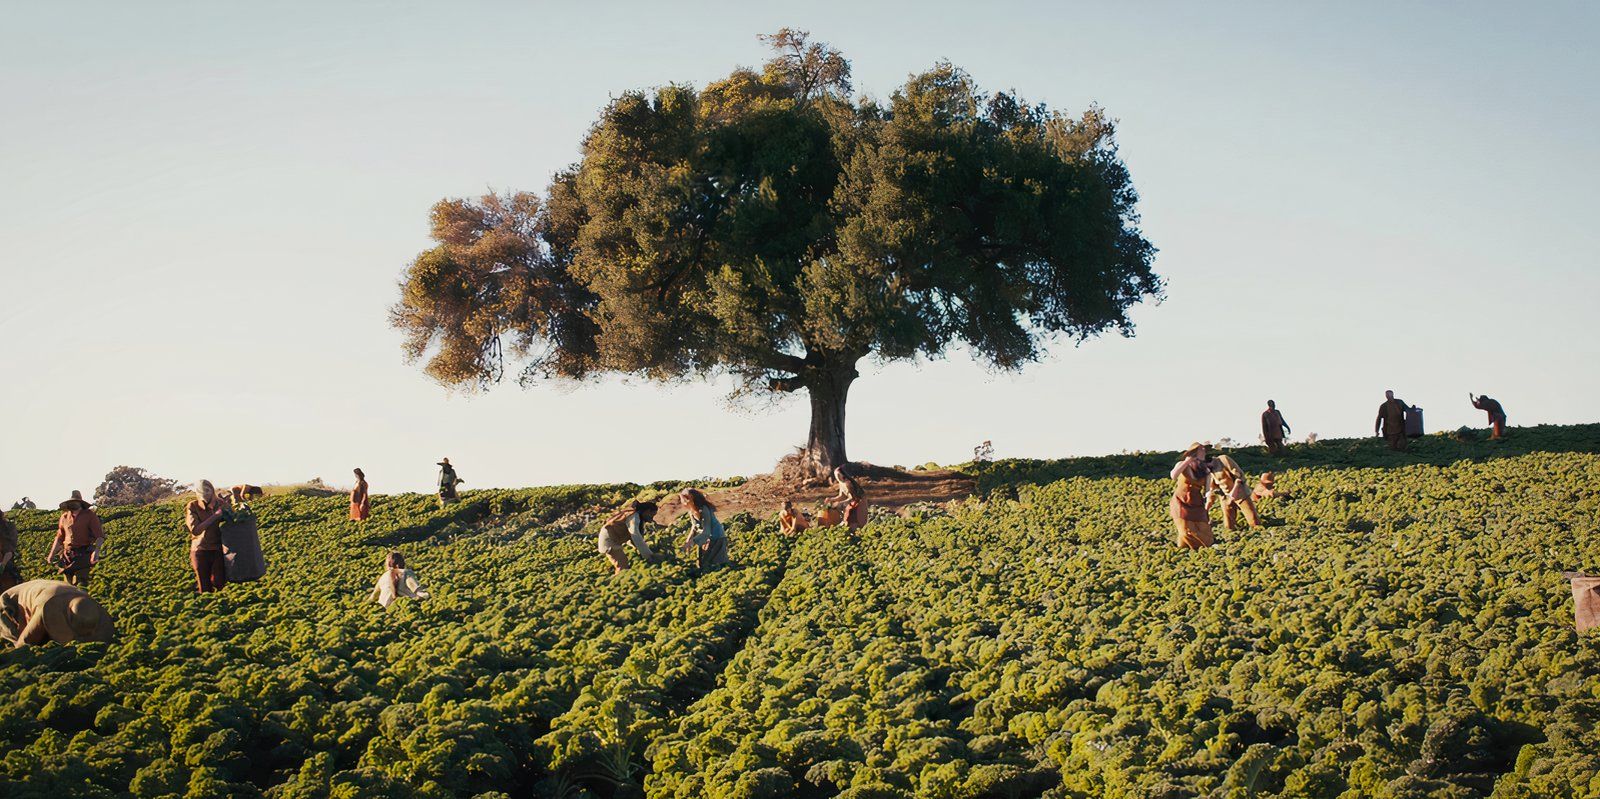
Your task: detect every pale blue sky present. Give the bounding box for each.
[2,1,1596,501]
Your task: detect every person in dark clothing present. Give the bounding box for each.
[1261,400,1291,456]
[1470,393,1507,439]
[436,458,463,508]
[1375,390,1410,451]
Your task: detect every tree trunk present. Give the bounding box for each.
[801,361,857,479]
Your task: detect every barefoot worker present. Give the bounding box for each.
[598,500,659,573]
[371,551,430,608]
[47,491,104,587]
[1207,454,1262,531]
[778,499,810,536]
[1170,443,1214,549]
[0,579,115,648]
[680,489,729,570]
[185,480,229,594]
[1375,390,1410,452]
[350,468,371,522]
[436,458,462,508]
[831,466,869,531]
[1261,400,1291,456]
[1469,393,1508,439]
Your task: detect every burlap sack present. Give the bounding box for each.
[1564,573,1600,633]
[221,517,267,582]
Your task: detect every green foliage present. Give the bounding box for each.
[391,30,1160,474]
[5,426,1599,798]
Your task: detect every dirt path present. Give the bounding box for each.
[660,466,977,523]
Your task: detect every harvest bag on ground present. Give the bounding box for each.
[220,506,266,582]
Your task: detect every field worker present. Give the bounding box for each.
[0,509,22,591]
[1261,400,1291,456]
[185,480,229,594]
[778,499,810,536]
[1251,471,1282,503]
[371,551,429,607]
[598,500,659,573]
[436,458,462,508]
[679,488,729,570]
[47,490,104,587]
[1169,443,1214,549]
[831,466,869,531]
[0,580,115,648]
[12,497,35,511]
[1469,393,1508,439]
[350,468,371,522]
[1207,454,1262,531]
[1375,390,1410,451]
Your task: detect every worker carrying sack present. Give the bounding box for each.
[1565,573,1600,633]
[220,505,267,582]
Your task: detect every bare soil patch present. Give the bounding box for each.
[659,463,977,523]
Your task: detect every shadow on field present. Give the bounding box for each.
[970,423,1600,495]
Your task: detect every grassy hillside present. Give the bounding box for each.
[2,426,1599,798]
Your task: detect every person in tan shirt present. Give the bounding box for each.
[47,490,104,587]
[0,579,115,648]
[1206,454,1262,531]
[185,480,229,593]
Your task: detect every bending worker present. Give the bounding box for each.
[1207,454,1262,531]
[1469,393,1508,439]
[598,500,659,573]
[0,579,115,648]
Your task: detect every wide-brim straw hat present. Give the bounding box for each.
[62,596,114,640]
[58,490,92,511]
[1181,442,1207,458]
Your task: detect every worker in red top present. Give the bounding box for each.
[1469,393,1507,439]
[47,491,104,587]
[1261,400,1291,456]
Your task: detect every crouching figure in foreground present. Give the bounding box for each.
[0,579,115,648]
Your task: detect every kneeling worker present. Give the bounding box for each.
[0,579,115,648]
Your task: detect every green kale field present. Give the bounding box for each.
[4,426,1599,799]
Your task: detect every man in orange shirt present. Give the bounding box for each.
[47,491,104,587]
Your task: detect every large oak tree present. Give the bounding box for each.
[393,30,1160,477]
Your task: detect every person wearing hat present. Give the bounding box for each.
[1261,400,1291,456]
[436,458,463,509]
[1169,443,1214,549]
[350,468,371,522]
[0,509,23,591]
[185,480,229,593]
[0,579,115,648]
[598,499,660,573]
[46,490,104,587]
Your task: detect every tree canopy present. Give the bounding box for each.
[393,29,1160,475]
